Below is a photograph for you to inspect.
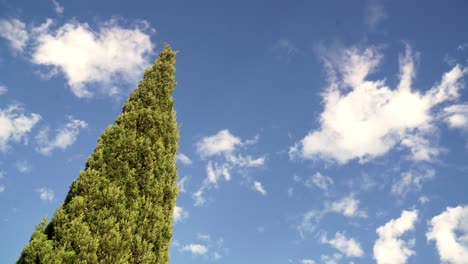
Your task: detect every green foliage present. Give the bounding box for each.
[18,45,179,264]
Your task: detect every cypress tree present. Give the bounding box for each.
[18,44,179,263]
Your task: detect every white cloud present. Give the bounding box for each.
[253,181,267,196]
[32,19,153,98]
[297,195,367,238]
[321,232,364,257]
[391,168,435,196]
[51,0,64,15]
[304,172,334,194]
[0,19,29,52]
[177,176,190,193]
[272,39,300,62]
[418,196,430,204]
[16,161,31,174]
[176,153,192,165]
[181,244,208,255]
[365,0,386,30]
[36,117,87,155]
[444,104,468,130]
[427,205,468,264]
[301,259,315,264]
[321,253,343,264]
[0,185,5,193]
[0,104,41,152]
[329,195,368,218]
[193,130,264,206]
[196,130,242,157]
[37,187,54,201]
[0,85,7,96]
[290,45,467,164]
[373,210,418,264]
[173,206,189,223]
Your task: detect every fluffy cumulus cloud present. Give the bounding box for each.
[373,210,418,264]
[173,206,189,223]
[0,19,29,52]
[37,187,54,201]
[36,117,87,155]
[321,232,364,258]
[181,244,208,255]
[290,45,467,164]
[391,168,435,196]
[193,130,265,205]
[253,181,267,196]
[32,19,153,97]
[0,104,41,152]
[427,205,468,264]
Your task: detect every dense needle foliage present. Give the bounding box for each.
[18,44,179,264]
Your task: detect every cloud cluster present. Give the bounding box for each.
[373,210,418,264]
[290,45,467,164]
[37,187,54,201]
[36,117,87,155]
[193,130,265,205]
[0,104,41,152]
[427,205,468,264]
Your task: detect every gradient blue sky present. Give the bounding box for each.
[1,0,468,263]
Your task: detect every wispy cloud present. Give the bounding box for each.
[173,206,189,224]
[0,19,29,52]
[36,117,87,155]
[51,0,64,15]
[321,232,364,258]
[0,85,7,96]
[253,181,267,196]
[176,153,193,165]
[365,0,386,30]
[0,104,41,152]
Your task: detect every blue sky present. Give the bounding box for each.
[1,0,468,263]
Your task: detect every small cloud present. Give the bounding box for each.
[0,85,7,96]
[304,172,334,195]
[373,210,418,264]
[177,176,190,193]
[0,19,29,52]
[37,187,54,201]
[196,130,242,158]
[391,168,435,197]
[427,205,468,264]
[181,244,208,255]
[253,181,267,196]
[173,206,189,223]
[0,104,41,152]
[272,39,300,62]
[301,259,316,264]
[418,196,430,204]
[36,117,87,155]
[328,195,368,218]
[365,0,386,30]
[321,253,343,264]
[16,161,31,174]
[0,185,5,193]
[51,0,64,15]
[176,153,192,165]
[321,232,364,258]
